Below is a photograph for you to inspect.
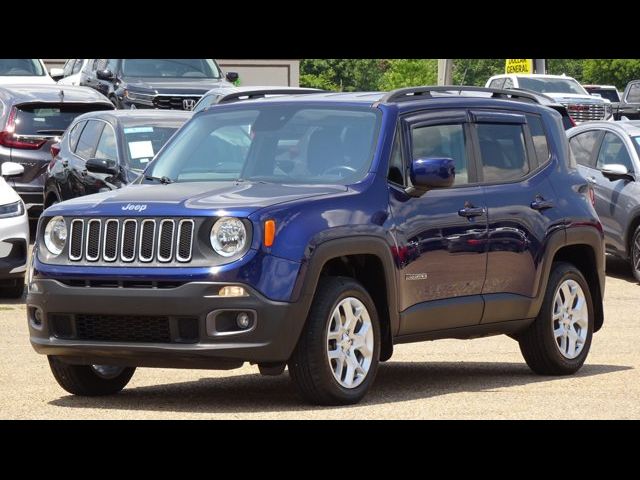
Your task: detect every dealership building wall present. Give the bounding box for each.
[43,60,300,87]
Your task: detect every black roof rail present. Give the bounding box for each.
[377,85,543,105]
[216,88,325,104]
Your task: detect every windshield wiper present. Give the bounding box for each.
[144,175,174,184]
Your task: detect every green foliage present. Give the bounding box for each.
[452,59,504,86]
[378,59,437,90]
[582,59,640,89]
[546,59,584,80]
[300,59,386,91]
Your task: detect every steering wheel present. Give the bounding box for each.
[322,165,357,177]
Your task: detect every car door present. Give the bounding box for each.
[473,110,561,323]
[388,110,488,336]
[70,120,105,198]
[592,131,638,253]
[87,121,121,195]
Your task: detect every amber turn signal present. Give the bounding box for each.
[264,220,276,247]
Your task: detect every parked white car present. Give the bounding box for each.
[0,162,29,298]
[0,59,55,85]
[56,59,89,86]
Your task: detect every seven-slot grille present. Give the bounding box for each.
[68,218,194,264]
[563,102,608,122]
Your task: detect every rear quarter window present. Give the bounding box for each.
[526,114,550,166]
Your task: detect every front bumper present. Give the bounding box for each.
[27,279,311,369]
[0,211,29,280]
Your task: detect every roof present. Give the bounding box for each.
[569,120,640,136]
[494,74,577,80]
[75,109,192,127]
[583,85,618,89]
[0,84,112,104]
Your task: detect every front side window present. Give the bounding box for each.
[596,132,634,172]
[626,84,640,103]
[121,59,221,79]
[146,105,380,185]
[411,124,470,185]
[63,59,75,77]
[0,59,44,76]
[569,130,601,168]
[94,124,118,161]
[72,59,84,75]
[75,121,105,160]
[477,123,529,183]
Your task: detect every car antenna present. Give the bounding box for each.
[59,89,64,102]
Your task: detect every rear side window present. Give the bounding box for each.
[526,114,550,165]
[626,84,640,103]
[411,124,470,185]
[489,78,505,89]
[13,104,111,136]
[68,121,86,151]
[477,123,529,183]
[75,121,105,160]
[568,130,601,168]
[503,78,514,89]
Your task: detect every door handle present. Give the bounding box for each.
[458,206,486,218]
[586,176,597,185]
[530,195,554,211]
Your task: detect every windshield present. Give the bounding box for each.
[121,59,221,79]
[145,105,381,185]
[0,59,44,76]
[123,125,181,171]
[518,77,587,95]
[15,104,110,135]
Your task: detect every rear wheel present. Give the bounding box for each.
[48,356,135,396]
[288,277,380,405]
[518,262,594,375]
[630,226,640,283]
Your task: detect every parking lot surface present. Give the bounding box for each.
[1,256,638,420]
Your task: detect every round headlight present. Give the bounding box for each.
[44,216,67,256]
[210,217,247,258]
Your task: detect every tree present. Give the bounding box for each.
[452,59,503,86]
[582,59,640,89]
[546,59,584,81]
[378,59,437,90]
[300,59,387,91]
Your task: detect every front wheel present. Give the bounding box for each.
[48,356,136,396]
[288,277,380,405]
[629,226,640,283]
[518,262,594,375]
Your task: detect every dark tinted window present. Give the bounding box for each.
[569,130,601,168]
[123,125,180,171]
[478,123,529,182]
[585,87,620,103]
[518,77,585,95]
[489,78,505,89]
[0,59,44,76]
[95,124,118,161]
[388,130,404,185]
[411,124,469,185]
[526,114,550,165]
[75,121,105,160]
[596,132,634,172]
[121,59,221,79]
[14,104,106,136]
[503,78,514,89]
[626,84,640,103]
[68,121,87,152]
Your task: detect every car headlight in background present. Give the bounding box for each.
[43,216,67,256]
[210,217,247,257]
[0,200,24,218]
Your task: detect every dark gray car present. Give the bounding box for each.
[568,121,640,279]
[0,85,114,218]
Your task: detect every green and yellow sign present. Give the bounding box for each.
[505,59,533,74]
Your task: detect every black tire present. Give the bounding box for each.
[1,280,24,299]
[630,226,640,283]
[288,277,380,405]
[518,262,594,375]
[48,356,135,396]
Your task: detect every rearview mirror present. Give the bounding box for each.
[86,158,118,176]
[96,69,114,81]
[408,157,455,196]
[49,67,64,81]
[1,162,24,177]
[225,71,239,83]
[601,164,634,182]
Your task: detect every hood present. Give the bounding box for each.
[0,177,21,206]
[123,77,233,95]
[544,92,606,104]
[45,181,348,217]
[0,76,55,85]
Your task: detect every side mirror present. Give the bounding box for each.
[50,67,65,81]
[1,162,24,177]
[408,157,455,196]
[86,158,118,176]
[601,164,634,182]
[96,69,114,81]
[225,71,239,83]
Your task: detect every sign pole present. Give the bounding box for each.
[534,59,546,74]
[437,59,453,86]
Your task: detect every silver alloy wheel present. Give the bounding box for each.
[633,233,640,275]
[326,297,374,389]
[552,279,589,359]
[91,365,125,379]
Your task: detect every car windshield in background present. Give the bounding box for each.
[518,77,587,95]
[627,84,640,103]
[14,104,110,135]
[633,137,640,157]
[146,105,381,185]
[587,88,619,102]
[123,126,180,171]
[122,59,221,79]
[0,59,44,76]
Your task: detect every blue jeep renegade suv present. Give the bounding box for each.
[27,86,605,405]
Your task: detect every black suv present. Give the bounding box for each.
[617,80,640,120]
[0,85,114,218]
[81,59,238,110]
[28,87,605,405]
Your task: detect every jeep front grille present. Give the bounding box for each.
[68,218,194,264]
